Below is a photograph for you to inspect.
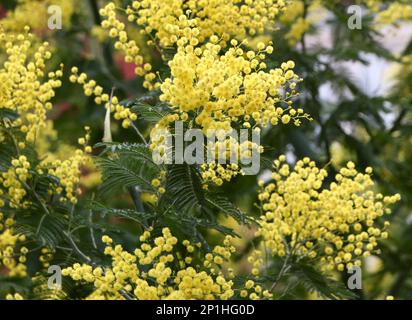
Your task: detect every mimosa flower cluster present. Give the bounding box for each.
[153,30,308,184]
[1,156,31,209]
[0,29,92,205]
[98,1,309,186]
[0,0,75,32]
[99,3,157,90]
[69,68,138,129]
[40,148,90,204]
[39,126,95,204]
[0,216,27,278]
[62,228,235,300]
[0,28,98,291]
[357,1,412,25]
[0,29,62,143]
[159,36,306,132]
[256,156,401,272]
[124,0,287,48]
[199,139,264,186]
[279,0,321,45]
[240,250,274,300]
[373,2,412,25]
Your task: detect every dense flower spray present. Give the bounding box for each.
[99,3,158,90]
[256,156,401,272]
[69,68,138,129]
[63,228,236,300]
[0,0,76,33]
[0,29,62,143]
[158,34,307,132]
[0,29,93,281]
[125,0,287,48]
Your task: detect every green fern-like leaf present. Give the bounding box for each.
[90,200,153,228]
[131,102,171,124]
[205,194,250,225]
[290,262,358,300]
[163,164,205,213]
[96,154,158,196]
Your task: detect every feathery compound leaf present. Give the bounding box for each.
[165,210,237,242]
[205,194,250,225]
[131,102,171,124]
[16,212,67,247]
[96,155,158,196]
[95,142,154,163]
[290,262,358,300]
[95,143,160,196]
[90,201,153,227]
[163,164,206,213]
[96,142,163,179]
[0,276,31,297]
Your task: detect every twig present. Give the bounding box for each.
[36,214,47,237]
[64,231,93,265]
[390,109,407,133]
[131,123,148,146]
[65,231,136,300]
[89,194,98,250]
[269,254,292,293]
[21,180,50,217]
[301,0,308,54]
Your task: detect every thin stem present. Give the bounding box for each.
[65,231,135,300]
[301,0,308,54]
[269,254,292,293]
[21,180,50,216]
[89,194,98,250]
[64,231,93,265]
[68,203,75,231]
[1,125,21,157]
[131,123,148,146]
[36,214,47,237]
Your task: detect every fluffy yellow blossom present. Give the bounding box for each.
[0,0,76,32]
[374,2,412,25]
[159,37,307,132]
[256,156,400,272]
[0,156,31,208]
[69,68,138,129]
[285,17,311,46]
[40,143,91,204]
[362,1,412,25]
[152,32,309,185]
[0,30,62,143]
[0,217,28,278]
[63,229,235,300]
[99,3,157,90]
[0,28,92,211]
[150,170,167,195]
[124,0,287,48]
[279,0,326,45]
